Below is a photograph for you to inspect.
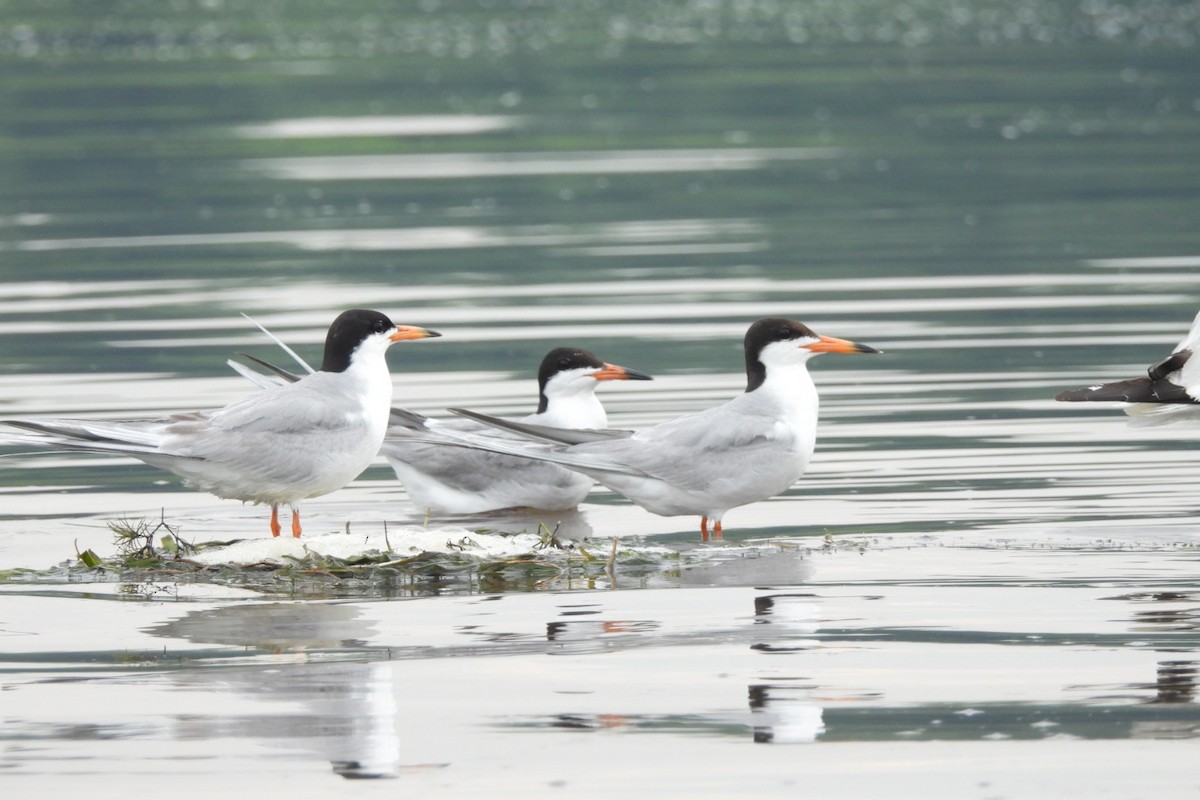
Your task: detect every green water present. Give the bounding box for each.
[3,2,1197,295]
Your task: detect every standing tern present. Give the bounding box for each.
[1056,309,1200,425]
[435,318,881,539]
[230,345,654,514]
[0,309,440,538]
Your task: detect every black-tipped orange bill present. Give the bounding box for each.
[804,335,881,355]
[593,363,654,382]
[390,325,442,342]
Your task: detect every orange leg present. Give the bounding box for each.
[270,505,282,537]
[700,516,724,541]
[291,508,302,539]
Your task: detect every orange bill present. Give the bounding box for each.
[593,363,654,382]
[390,325,442,342]
[804,335,881,355]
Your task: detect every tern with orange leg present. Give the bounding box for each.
[432,318,881,539]
[0,309,440,538]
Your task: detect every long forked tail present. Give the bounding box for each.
[240,313,316,375]
[0,418,166,456]
[227,352,304,390]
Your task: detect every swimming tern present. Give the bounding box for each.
[1056,309,1200,425]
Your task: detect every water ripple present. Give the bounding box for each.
[241,147,842,181]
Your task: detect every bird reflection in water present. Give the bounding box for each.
[751,593,821,652]
[1149,660,1198,705]
[748,593,826,743]
[150,603,437,779]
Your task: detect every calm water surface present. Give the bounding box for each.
[2,1,1200,796]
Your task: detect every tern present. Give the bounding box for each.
[1056,309,1200,425]
[434,318,881,539]
[230,345,653,514]
[0,309,440,537]
[383,348,652,514]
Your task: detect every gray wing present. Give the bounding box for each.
[383,436,583,495]
[570,405,787,490]
[231,354,432,431]
[448,408,635,445]
[439,401,785,489]
[190,374,360,441]
[390,407,431,429]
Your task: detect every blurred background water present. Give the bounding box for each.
[3,0,1199,370]
[2,1,1199,794]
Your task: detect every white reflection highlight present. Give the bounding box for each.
[0,212,52,227]
[235,115,521,139]
[561,241,768,257]
[242,147,842,181]
[1086,256,1200,269]
[13,218,759,253]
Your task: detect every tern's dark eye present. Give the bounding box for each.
[776,325,794,339]
[372,319,387,333]
[558,358,573,370]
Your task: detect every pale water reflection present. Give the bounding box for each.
[3,553,1199,795]
[234,115,523,139]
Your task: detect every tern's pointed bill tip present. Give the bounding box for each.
[390,325,442,342]
[806,335,882,355]
[594,364,654,382]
